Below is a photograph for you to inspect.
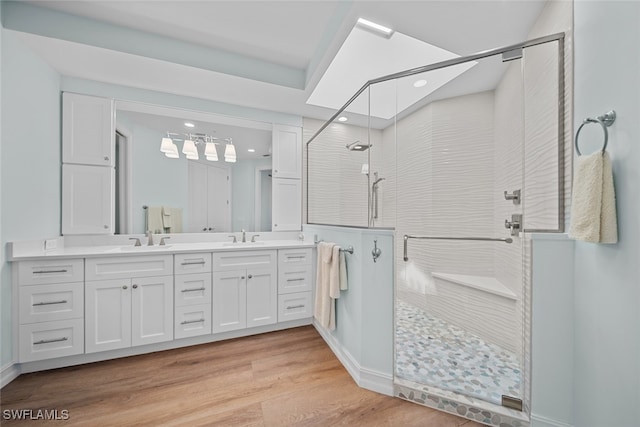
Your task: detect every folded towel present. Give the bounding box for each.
[339,250,348,291]
[569,151,618,243]
[314,242,336,330]
[329,246,341,299]
[146,206,164,234]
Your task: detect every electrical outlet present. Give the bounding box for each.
[44,239,57,250]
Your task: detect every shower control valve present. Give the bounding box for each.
[504,189,521,205]
[504,214,522,237]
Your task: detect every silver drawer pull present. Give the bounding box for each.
[181,287,206,293]
[181,261,206,266]
[286,256,306,260]
[33,269,68,274]
[286,304,305,310]
[34,337,68,345]
[286,278,305,282]
[181,319,205,325]
[33,300,68,306]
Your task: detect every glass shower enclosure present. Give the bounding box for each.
[306,33,565,426]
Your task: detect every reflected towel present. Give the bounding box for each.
[146,206,164,234]
[162,206,172,229]
[569,151,618,243]
[168,207,183,233]
[314,242,336,330]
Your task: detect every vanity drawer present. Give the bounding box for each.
[19,282,84,324]
[278,248,312,266]
[212,250,276,271]
[175,273,212,307]
[175,253,212,275]
[278,292,312,322]
[18,259,84,286]
[278,266,312,294]
[86,255,173,281]
[19,318,84,363]
[175,304,212,339]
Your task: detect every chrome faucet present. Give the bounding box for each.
[228,235,237,243]
[146,230,154,246]
[241,229,246,243]
[251,234,260,243]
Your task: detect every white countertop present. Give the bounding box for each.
[8,239,315,261]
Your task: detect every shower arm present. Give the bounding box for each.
[403,234,514,262]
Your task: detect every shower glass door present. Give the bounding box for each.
[391,50,529,413]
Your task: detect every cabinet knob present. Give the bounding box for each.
[274,169,278,173]
[122,285,128,290]
[274,224,278,227]
[241,276,245,280]
[104,156,109,161]
[132,284,138,289]
[248,274,253,279]
[208,227,213,231]
[202,227,207,231]
[104,225,109,229]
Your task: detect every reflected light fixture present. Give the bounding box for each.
[224,138,237,163]
[184,122,195,128]
[160,132,228,162]
[356,18,393,38]
[205,142,218,161]
[338,116,348,122]
[413,79,427,88]
[247,148,256,153]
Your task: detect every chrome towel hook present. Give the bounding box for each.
[575,110,616,156]
[371,240,382,263]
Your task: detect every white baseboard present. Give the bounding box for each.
[1,362,20,389]
[313,320,393,396]
[531,413,574,427]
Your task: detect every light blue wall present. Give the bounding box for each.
[573,2,640,426]
[1,30,61,367]
[304,225,394,379]
[116,114,188,234]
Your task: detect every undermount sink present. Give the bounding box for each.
[105,245,173,253]
[222,241,266,247]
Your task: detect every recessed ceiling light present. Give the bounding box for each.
[184,122,195,128]
[337,116,348,122]
[247,148,256,153]
[357,18,393,37]
[413,79,427,88]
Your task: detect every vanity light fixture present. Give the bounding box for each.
[413,79,427,88]
[205,142,218,161]
[224,138,237,163]
[356,18,393,38]
[160,132,227,162]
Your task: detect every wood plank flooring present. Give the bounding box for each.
[1,326,481,426]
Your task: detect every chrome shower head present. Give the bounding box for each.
[346,140,371,151]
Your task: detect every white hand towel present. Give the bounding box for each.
[329,246,341,299]
[569,151,618,243]
[161,206,172,229]
[146,206,164,234]
[339,250,348,291]
[314,242,335,330]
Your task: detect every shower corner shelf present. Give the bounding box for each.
[431,272,517,301]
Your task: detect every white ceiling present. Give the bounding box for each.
[12,1,548,122]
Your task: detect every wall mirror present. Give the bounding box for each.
[115,101,274,234]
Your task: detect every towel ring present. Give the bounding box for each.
[575,110,616,156]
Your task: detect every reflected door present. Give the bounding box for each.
[188,161,230,232]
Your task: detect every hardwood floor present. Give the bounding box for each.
[1,326,481,426]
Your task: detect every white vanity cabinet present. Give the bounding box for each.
[212,251,277,333]
[272,124,302,179]
[174,253,212,339]
[62,92,116,235]
[84,256,173,353]
[277,248,313,322]
[17,259,85,363]
[272,179,302,231]
[63,92,115,167]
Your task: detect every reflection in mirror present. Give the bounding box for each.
[114,103,273,234]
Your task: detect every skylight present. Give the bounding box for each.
[307,22,476,120]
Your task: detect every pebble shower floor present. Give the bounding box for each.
[395,301,522,406]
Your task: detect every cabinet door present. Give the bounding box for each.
[62,164,114,235]
[62,92,114,166]
[272,178,301,231]
[131,276,173,347]
[272,124,302,179]
[85,279,131,353]
[246,267,277,328]
[212,270,246,333]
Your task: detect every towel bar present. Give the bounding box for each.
[314,239,354,255]
[403,234,513,262]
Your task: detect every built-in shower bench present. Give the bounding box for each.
[431,272,517,301]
